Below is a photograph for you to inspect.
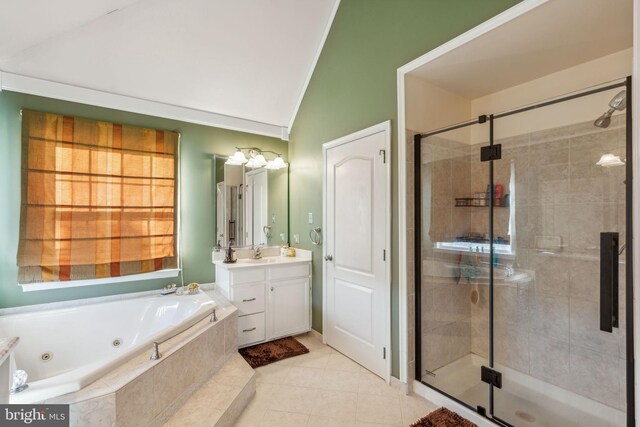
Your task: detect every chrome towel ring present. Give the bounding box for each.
[309,227,322,246]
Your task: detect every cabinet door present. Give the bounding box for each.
[267,277,310,340]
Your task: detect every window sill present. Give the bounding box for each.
[19,269,181,292]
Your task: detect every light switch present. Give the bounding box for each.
[308,212,313,224]
[293,234,299,243]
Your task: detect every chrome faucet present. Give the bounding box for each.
[10,370,29,394]
[210,308,218,323]
[253,245,262,259]
[150,342,162,360]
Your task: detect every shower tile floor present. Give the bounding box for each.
[234,333,437,426]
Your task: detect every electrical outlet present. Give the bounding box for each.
[308,212,313,224]
[293,234,299,243]
[272,214,276,223]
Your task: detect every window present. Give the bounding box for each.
[17,110,179,285]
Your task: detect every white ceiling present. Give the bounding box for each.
[0,0,338,128]
[409,0,633,99]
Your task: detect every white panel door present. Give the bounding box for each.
[268,277,311,339]
[324,121,390,380]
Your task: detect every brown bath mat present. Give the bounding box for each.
[411,407,478,427]
[239,336,309,368]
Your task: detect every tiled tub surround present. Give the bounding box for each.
[0,337,19,404]
[413,115,627,418]
[1,290,217,404]
[1,290,245,426]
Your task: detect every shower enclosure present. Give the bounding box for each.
[414,78,633,427]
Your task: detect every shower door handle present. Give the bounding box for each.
[600,232,619,333]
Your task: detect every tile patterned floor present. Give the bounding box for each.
[234,333,437,427]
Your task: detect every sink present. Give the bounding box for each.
[236,258,270,264]
[235,257,284,264]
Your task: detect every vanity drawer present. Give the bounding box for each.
[238,312,265,347]
[269,263,310,281]
[234,282,265,316]
[231,268,265,285]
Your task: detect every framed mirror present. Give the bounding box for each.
[213,153,288,248]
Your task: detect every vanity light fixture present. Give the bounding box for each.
[596,153,625,167]
[225,148,248,165]
[228,147,287,169]
[254,153,268,167]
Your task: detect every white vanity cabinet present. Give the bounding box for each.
[214,258,311,347]
[268,276,311,339]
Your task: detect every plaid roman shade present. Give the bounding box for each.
[17,110,179,284]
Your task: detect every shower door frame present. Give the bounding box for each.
[413,77,635,426]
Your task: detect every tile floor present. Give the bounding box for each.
[234,333,437,427]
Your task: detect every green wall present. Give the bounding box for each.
[0,91,286,308]
[287,0,520,377]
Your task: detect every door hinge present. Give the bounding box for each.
[383,249,386,261]
[379,149,386,164]
[481,366,502,388]
[383,347,386,359]
[480,144,502,162]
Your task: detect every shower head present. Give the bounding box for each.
[608,90,627,111]
[594,90,626,128]
[594,109,613,128]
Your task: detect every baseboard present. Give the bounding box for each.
[308,329,323,342]
[390,376,409,395]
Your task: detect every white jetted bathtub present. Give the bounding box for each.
[0,291,216,404]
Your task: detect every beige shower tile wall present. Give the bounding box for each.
[468,116,627,411]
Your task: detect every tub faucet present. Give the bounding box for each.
[253,245,262,259]
[10,370,29,394]
[150,342,162,360]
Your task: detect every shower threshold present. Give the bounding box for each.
[422,354,624,427]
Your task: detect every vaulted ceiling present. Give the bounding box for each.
[0,0,338,129]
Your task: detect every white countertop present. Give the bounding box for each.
[213,253,312,270]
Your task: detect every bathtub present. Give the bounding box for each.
[0,291,216,404]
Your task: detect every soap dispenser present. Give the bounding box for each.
[223,243,236,263]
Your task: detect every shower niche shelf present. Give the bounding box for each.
[454,197,509,208]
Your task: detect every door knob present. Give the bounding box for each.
[324,255,333,261]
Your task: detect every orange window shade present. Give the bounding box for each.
[17,110,179,284]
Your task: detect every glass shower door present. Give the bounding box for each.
[490,83,630,427]
[417,121,493,411]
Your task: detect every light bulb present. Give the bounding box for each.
[254,153,267,167]
[231,149,248,164]
[272,155,287,169]
[225,157,243,165]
